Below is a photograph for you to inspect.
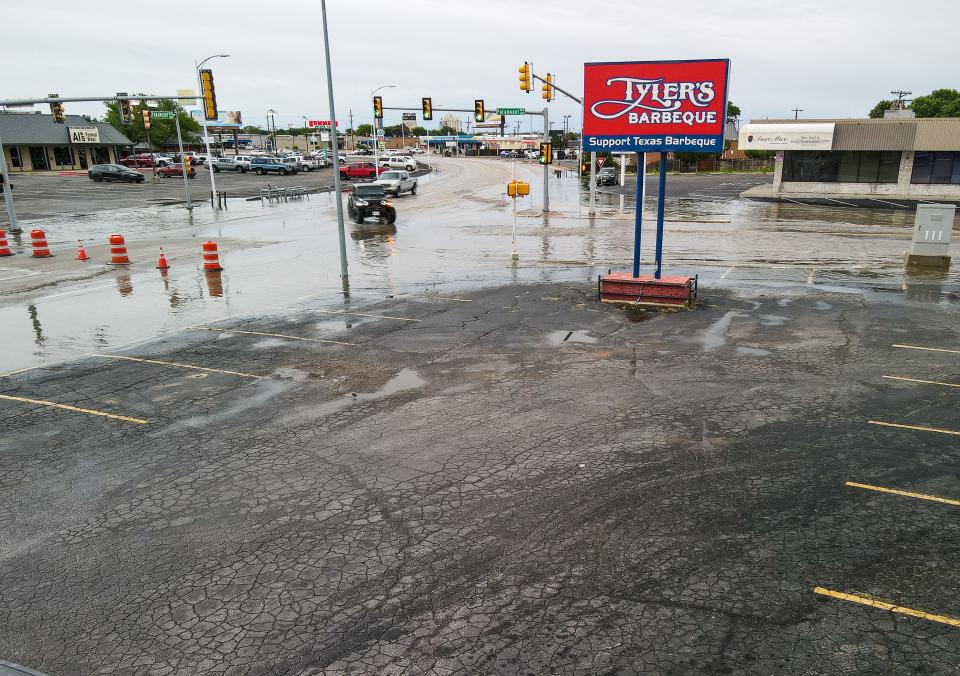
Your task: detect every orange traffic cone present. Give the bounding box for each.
[76,240,90,261]
[0,229,13,257]
[156,247,169,270]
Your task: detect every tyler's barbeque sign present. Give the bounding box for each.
[582,59,729,154]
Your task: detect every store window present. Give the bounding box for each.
[911,152,960,184]
[53,147,73,166]
[783,151,901,183]
[8,147,21,168]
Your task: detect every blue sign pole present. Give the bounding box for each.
[654,151,668,279]
[632,152,643,278]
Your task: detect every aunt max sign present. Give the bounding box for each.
[582,59,730,154]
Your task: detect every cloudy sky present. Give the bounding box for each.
[5,0,957,131]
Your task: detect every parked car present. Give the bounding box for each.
[377,155,417,171]
[352,147,372,156]
[156,163,196,179]
[339,162,385,181]
[119,153,158,168]
[88,164,146,183]
[374,170,417,196]
[281,157,301,174]
[499,150,519,159]
[212,155,253,173]
[596,167,617,186]
[250,156,294,175]
[192,154,211,165]
[408,147,426,155]
[524,150,540,160]
[347,184,396,224]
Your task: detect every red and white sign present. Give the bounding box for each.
[306,120,339,128]
[582,59,729,154]
[596,157,606,168]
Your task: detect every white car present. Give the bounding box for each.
[377,155,417,171]
[375,170,418,196]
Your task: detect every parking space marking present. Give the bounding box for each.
[814,587,960,628]
[313,309,420,322]
[882,375,960,389]
[189,326,353,345]
[0,393,148,424]
[0,365,47,378]
[892,344,960,355]
[720,266,736,280]
[807,268,815,286]
[846,481,960,507]
[867,420,960,436]
[92,354,262,379]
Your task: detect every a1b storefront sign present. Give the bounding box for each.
[582,59,729,154]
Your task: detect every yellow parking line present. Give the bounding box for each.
[846,481,960,507]
[892,344,960,355]
[189,326,353,345]
[882,375,960,389]
[0,393,147,424]
[313,309,420,322]
[867,420,960,436]
[814,587,960,628]
[0,365,46,378]
[91,354,262,379]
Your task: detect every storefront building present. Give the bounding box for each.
[740,118,960,204]
[0,112,131,173]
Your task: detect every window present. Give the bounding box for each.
[783,151,901,183]
[911,152,960,185]
[53,147,73,166]
[8,147,21,168]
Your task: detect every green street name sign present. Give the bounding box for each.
[150,111,175,119]
[496,107,526,116]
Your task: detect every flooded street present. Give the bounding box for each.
[0,157,956,373]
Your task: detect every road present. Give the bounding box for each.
[1,157,959,673]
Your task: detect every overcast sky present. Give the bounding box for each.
[6,0,958,132]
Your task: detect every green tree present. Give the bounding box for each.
[911,89,960,117]
[726,100,741,122]
[411,126,427,136]
[104,98,201,146]
[744,149,776,159]
[868,100,893,118]
[383,124,404,137]
[241,124,267,134]
[355,123,373,137]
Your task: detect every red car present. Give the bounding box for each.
[156,164,196,179]
[339,162,385,181]
[119,153,173,168]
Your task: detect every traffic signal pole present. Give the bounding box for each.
[542,107,549,212]
[0,131,20,233]
[174,115,193,210]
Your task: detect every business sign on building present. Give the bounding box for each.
[738,123,834,150]
[582,58,730,153]
[68,127,100,144]
[307,119,339,127]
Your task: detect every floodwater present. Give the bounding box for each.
[0,158,957,373]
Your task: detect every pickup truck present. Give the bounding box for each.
[212,155,252,173]
[296,156,323,171]
[339,162,384,181]
[374,170,417,196]
[119,153,173,168]
[250,156,295,175]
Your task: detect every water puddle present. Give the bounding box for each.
[546,330,598,345]
[307,368,426,418]
[701,311,746,351]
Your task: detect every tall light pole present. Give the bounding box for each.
[371,84,395,170]
[195,53,229,210]
[321,0,349,293]
[267,109,277,151]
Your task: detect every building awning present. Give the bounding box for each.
[739,123,834,151]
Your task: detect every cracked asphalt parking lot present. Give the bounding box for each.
[1,281,959,674]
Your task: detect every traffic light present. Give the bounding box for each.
[184,156,192,172]
[48,94,65,124]
[199,68,217,121]
[542,74,554,101]
[421,97,432,121]
[519,62,532,93]
[373,96,383,119]
[474,99,484,123]
[539,142,552,164]
[117,93,132,124]
[142,109,152,129]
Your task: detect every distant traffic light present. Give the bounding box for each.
[117,93,132,124]
[199,69,217,121]
[518,62,532,93]
[421,97,432,121]
[539,142,552,164]
[541,74,554,101]
[474,99,484,123]
[373,96,383,119]
[141,109,152,129]
[184,155,192,172]
[48,94,65,124]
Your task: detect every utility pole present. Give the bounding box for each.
[320,0,349,293]
[791,107,803,119]
[890,90,912,110]
[348,108,354,150]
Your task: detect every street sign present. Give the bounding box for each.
[497,107,526,116]
[376,129,385,137]
[596,157,606,168]
[307,119,338,127]
[150,111,175,120]
[582,58,730,154]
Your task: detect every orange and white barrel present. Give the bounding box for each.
[30,229,52,258]
[108,234,130,265]
[202,240,223,271]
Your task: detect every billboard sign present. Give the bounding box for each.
[189,110,243,127]
[402,112,417,130]
[582,58,730,154]
[739,123,834,150]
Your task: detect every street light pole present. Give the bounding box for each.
[195,54,229,210]
[267,109,277,151]
[321,0,349,293]
[0,131,20,232]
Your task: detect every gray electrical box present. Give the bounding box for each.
[906,204,954,267]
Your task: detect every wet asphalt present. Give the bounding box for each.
[1,157,959,674]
